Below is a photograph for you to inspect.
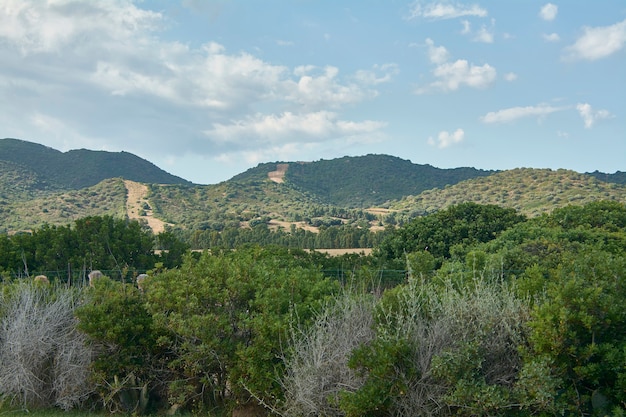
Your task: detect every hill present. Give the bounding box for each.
[0,138,191,191]
[0,178,128,232]
[389,168,626,218]
[1,139,625,237]
[233,154,496,207]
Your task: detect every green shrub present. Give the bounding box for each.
[75,277,158,414]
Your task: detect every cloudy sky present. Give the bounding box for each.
[1,1,624,184]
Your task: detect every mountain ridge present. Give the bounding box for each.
[1,138,625,235]
[0,138,191,190]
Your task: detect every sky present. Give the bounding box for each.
[1,1,625,185]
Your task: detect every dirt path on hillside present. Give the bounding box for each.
[268,163,289,183]
[124,180,171,234]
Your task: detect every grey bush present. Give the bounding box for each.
[281,293,376,417]
[0,283,95,410]
[380,275,529,417]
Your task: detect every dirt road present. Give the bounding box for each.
[124,180,171,234]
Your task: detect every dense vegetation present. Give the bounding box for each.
[390,168,626,218]
[0,138,190,190]
[1,201,625,416]
[2,139,626,245]
[0,179,129,233]
[234,155,496,207]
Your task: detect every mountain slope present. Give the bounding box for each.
[0,178,128,233]
[390,168,626,218]
[233,155,497,207]
[0,138,191,190]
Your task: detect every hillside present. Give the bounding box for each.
[389,168,626,218]
[1,139,625,236]
[233,155,496,207]
[0,138,191,190]
[0,178,128,233]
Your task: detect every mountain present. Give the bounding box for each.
[0,138,191,191]
[232,154,496,207]
[1,138,625,236]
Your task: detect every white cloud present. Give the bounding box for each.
[460,18,495,43]
[286,65,376,109]
[543,33,560,42]
[461,20,471,34]
[539,3,558,21]
[407,1,487,20]
[576,103,612,128]
[0,0,163,55]
[428,128,465,148]
[474,25,494,43]
[0,0,390,167]
[481,104,564,124]
[204,111,386,148]
[425,38,450,64]
[429,60,496,91]
[563,19,626,61]
[417,39,496,93]
[504,72,518,82]
[354,63,399,85]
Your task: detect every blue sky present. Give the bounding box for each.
[1,1,624,184]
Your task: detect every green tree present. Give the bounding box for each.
[75,277,159,413]
[143,246,338,411]
[376,203,525,264]
[526,249,626,415]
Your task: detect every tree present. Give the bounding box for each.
[142,246,338,412]
[376,202,525,263]
[526,249,626,415]
[75,276,159,413]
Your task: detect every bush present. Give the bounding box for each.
[143,247,338,412]
[0,282,94,410]
[74,276,159,414]
[281,292,376,417]
[341,273,531,417]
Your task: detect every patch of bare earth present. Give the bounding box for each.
[268,219,320,233]
[124,180,172,234]
[268,163,289,183]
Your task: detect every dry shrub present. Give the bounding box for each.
[281,293,376,417]
[381,276,529,417]
[0,282,95,410]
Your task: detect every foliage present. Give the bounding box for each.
[0,282,94,410]
[376,202,525,263]
[339,275,532,417]
[587,169,626,186]
[0,215,162,281]
[391,168,626,218]
[142,246,339,412]
[0,138,190,190]
[1,201,625,416]
[75,276,159,414]
[0,178,129,233]
[261,154,494,208]
[525,249,626,414]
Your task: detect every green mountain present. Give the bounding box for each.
[0,138,191,190]
[232,154,496,207]
[1,139,625,237]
